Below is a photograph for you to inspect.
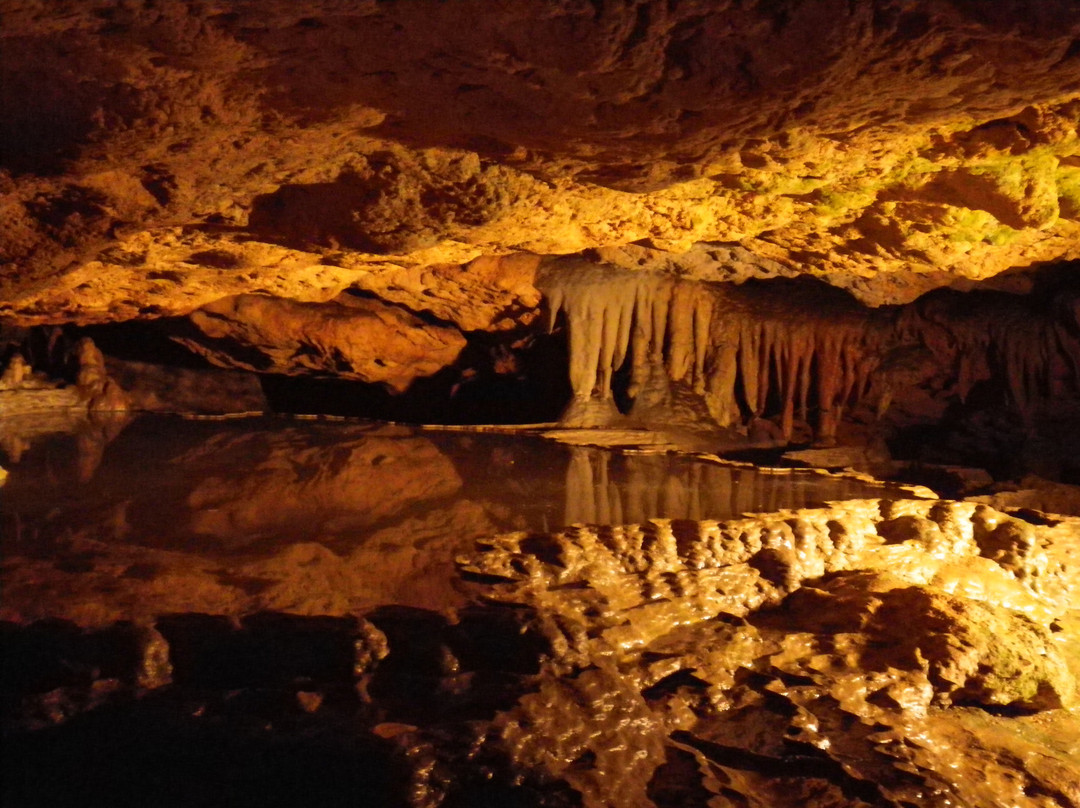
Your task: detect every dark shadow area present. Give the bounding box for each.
[260,328,572,425]
[0,608,554,808]
[0,60,103,177]
[9,317,572,425]
[157,613,361,690]
[78,320,221,371]
[3,697,407,808]
[247,172,392,253]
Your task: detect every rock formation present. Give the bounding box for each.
[177,292,467,391]
[5,497,1078,806]
[538,257,1080,447]
[4,4,1080,804]
[3,0,1080,387]
[2,2,1080,474]
[454,499,1080,806]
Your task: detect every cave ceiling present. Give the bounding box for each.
[2,0,1080,334]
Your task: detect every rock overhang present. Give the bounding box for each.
[2,0,1080,328]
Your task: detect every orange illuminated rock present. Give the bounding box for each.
[2,0,1080,332]
[176,293,466,391]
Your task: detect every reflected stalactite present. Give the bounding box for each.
[563,446,894,526]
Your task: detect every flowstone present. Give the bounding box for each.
[456,499,1080,807]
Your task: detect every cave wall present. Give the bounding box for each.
[3,0,1080,433]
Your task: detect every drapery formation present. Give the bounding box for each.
[538,260,1080,440]
[894,286,1080,422]
[538,261,888,441]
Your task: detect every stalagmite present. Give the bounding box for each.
[0,353,30,389]
[75,338,131,413]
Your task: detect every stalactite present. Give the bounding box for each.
[893,287,1080,424]
[629,274,674,405]
[541,263,657,404]
[703,339,738,427]
[539,258,1080,440]
[538,260,890,438]
[738,324,760,416]
[666,280,697,385]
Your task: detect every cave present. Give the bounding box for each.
[3,2,1080,806]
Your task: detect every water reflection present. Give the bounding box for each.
[3,416,1076,808]
[3,418,465,552]
[563,448,886,526]
[0,415,900,622]
[2,416,897,550]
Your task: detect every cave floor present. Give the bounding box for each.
[2,412,1079,808]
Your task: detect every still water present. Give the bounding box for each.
[1,414,899,622]
[4,415,1078,808]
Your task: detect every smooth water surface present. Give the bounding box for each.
[1,414,900,620]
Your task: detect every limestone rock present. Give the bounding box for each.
[176,293,466,391]
[457,498,1080,806]
[348,253,544,333]
[3,0,1080,329]
[781,571,1075,710]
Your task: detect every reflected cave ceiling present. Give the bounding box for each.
[2,0,1080,383]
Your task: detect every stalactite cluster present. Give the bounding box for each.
[539,259,889,442]
[894,285,1080,421]
[539,259,1080,442]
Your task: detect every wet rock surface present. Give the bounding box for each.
[4,473,1079,806]
[5,4,1080,802]
[453,500,1080,807]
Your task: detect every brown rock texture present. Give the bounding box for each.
[538,259,1080,440]
[459,498,1080,806]
[176,293,467,390]
[4,413,1080,808]
[2,0,1080,343]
